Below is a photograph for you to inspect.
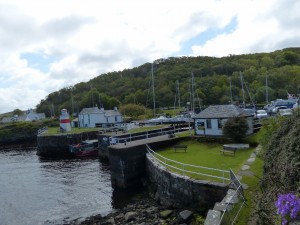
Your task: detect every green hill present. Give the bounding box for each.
[36,47,300,117]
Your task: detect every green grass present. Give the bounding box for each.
[44,127,99,135]
[155,140,255,182]
[235,156,263,225]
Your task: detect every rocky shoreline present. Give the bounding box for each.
[72,191,204,225]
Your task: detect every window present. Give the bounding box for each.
[197,121,205,130]
[115,116,118,122]
[218,119,222,129]
[88,115,90,124]
[206,119,211,129]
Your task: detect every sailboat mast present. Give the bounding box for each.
[152,63,156,117]
[229,77,233,104]
[191,72,195,112]
[266,71,268,104]
[240,72,245,108]
[178,80,181,108]
[173,80,181,112]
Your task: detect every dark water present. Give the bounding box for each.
[0,146,137,225]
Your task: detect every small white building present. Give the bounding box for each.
[24,109,46,121]
[193,105,254,136]
[78,107,123,128]
[0,109,45,123]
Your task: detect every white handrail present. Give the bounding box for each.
[146,144,230,182]
[113,126,185,144]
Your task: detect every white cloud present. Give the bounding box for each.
[0,0,299,114]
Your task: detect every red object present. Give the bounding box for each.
[69,140,98,157]
[75,149,98,157]
[60,119,70,123]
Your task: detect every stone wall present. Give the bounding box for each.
[37,131,98,157]
[146,154,228,214]
[108,138,179,188]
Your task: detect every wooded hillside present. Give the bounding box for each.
[36,47,300,117]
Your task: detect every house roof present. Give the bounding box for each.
[194,104,250,119]
[79,107,122,116]
[80,107,103,114]
[105,110,122,116]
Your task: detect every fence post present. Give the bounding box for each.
[222,171,225,183]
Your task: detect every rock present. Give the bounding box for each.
[146,206,158,214]
[204,210,221,225]
[124,212,138,222]
[241,165,250,170]
[159,209,173,218]
[178,210,193,223]
[106,217,115,224]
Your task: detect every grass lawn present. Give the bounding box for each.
[44,127,99,135]
[153,139,255,183]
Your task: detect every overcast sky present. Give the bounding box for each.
[0,0,299,114]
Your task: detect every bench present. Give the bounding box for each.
[173,145,187,152]
[220,146,236,156]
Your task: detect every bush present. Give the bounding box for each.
[222,117,249,142]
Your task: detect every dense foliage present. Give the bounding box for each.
[0,119,59,144]
[36,48,300,117]
[256,110,300,224]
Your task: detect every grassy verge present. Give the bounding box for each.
[235,155,263,225]
[155,139,255,182]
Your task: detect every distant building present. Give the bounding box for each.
[193,104,254,136]
[23,109,46,121]
[0,109,45,123]
[78,107,123,128]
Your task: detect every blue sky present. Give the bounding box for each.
[0,0,300,114]
[20,52,56,73]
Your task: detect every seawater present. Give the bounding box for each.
[0,146,137,225]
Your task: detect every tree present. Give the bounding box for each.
[119,104,147,120]
[13,109,23,116]
[222,117,249,142]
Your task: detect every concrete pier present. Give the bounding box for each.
[108,135,180,188]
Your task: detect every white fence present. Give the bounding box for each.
[146,144,230,183]
[110,126,190,145]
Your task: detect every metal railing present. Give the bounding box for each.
[110,125,190,145]
[218,169,246,225]
[146,144,230,183]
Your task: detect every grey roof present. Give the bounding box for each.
[79,107,121,116]
[80,107,103,114]
[194,105,250,119]
[105,110,122,116]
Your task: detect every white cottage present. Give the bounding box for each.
[78,107,123,128]
[193,105,254,136]
[24,109,46,121]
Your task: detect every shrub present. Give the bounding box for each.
[222,117,249,142]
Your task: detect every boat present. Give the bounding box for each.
[69,139,98,157]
